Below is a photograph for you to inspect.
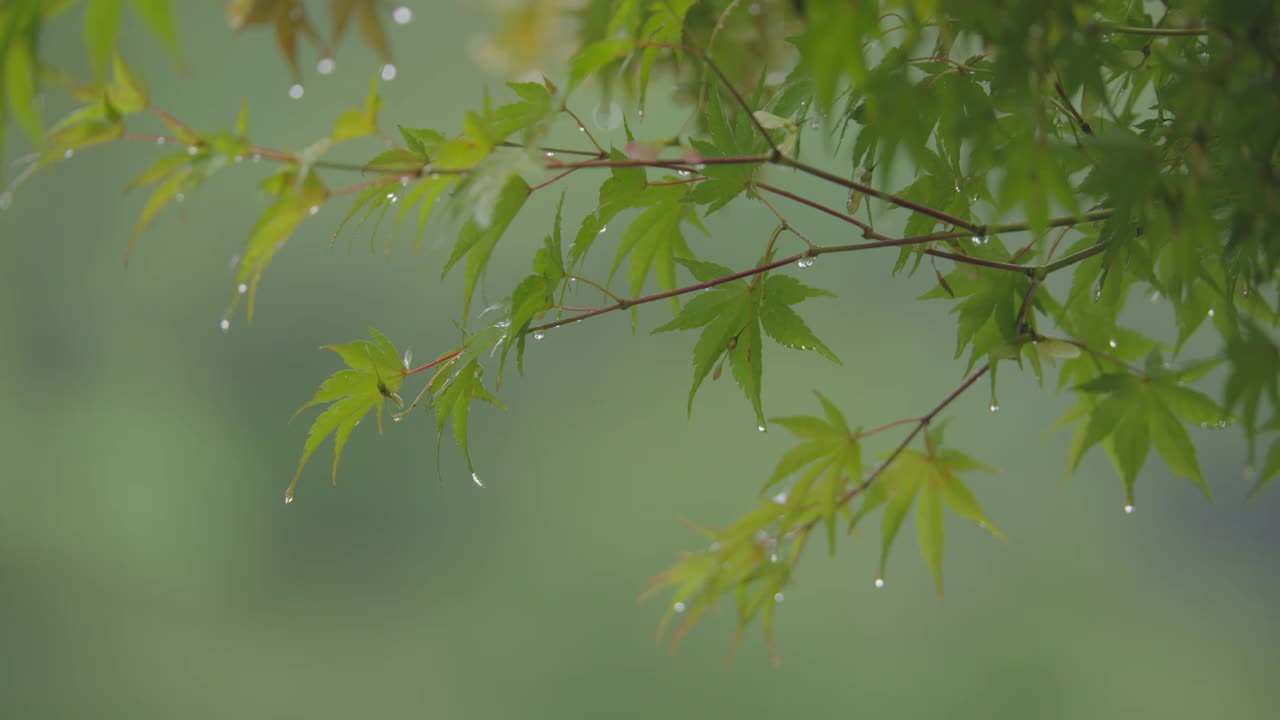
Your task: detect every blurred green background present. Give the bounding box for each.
[2,4,1277,718]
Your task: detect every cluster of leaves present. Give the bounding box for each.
[3,0,1279,663]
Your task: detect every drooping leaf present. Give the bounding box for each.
[288,328,406,502]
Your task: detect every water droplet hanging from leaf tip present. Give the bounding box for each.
[393,6,412,25]
[673,602,686,613]
[288,84,304,100]
[874,578,885,589]
[1123,504,1135,515]
[220,318,230,333]
[316,57,335,75]
[381,64,397,81]
[471,472,483,487]
[989,402,1000,413]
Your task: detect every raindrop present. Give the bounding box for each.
[155,137,167,145]
[592,101,623,131]
[1123,504,1135,515]
[471,472,484,488]
[284,490,294,505]
[874,578,885,589]
[989,402,1000,413]
[598,225,607,234]
[308,205,320,216]
[709,542,720,551]
[393,5,412,25]
[773,592,784,603]
[532,331,545,340]
[316,57,336,75]
[772,491,787,505]
[1149,290,1162,303]
[677,170,691,177]
[770,552,779,563]
[757,424,767,433]
[288,83,305,100]
[1091,282,1103,302]
[220,319,231,333]
[187,145,200,156]
[63,149,74,159]
[392,415,401,423]
[971,234,986,246]
[544,151,555,159]
[1242,287,1250,297]
[1108,338,1117,349]
[1207,308,1215,318]
[381,64,398,81]
[174,192,185,203]
[636,108,645,119]
[0,191,12,211]
[673,602,686,614]
[577,124,586,133]
[228,254,241,270]
[386,192,398,204]
[797,257,815,269]
[237,283,248,295]
[403,349,413,369]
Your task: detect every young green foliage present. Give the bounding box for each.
[654,259,839,429]
[288,328,407,503]
[5,0,1280,669]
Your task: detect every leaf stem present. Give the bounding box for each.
[405,349,463,377]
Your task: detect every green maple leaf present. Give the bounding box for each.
[1063,365,1227,506]
[855,435,1003,595]
[654,260,839,428]
[768,393,863,554]
[288,328,406,503]
[607,184,698,300]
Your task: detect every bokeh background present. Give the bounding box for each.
[2,4,1277,718]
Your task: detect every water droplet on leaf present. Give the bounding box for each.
[381,64,398,81]
[316,57,336,75]
[471,472,484,487]
[393,5,412,24]
[309,205,320,216]
[773,592,784,603]
[1207,308,1215,318]
[187,145,199,156]
[1123,504,1135,515]
[673,602,686,613]
[1091,282,1103,302]
[757,424,766,433]
[288,84,305,99]
[220,319,231,333]
[772,491,787,505]
[63,149,74,159]
[874,578,885,589]
[989,402,1000,413]
[1108,338,1117,349]
[237,283,248,295]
